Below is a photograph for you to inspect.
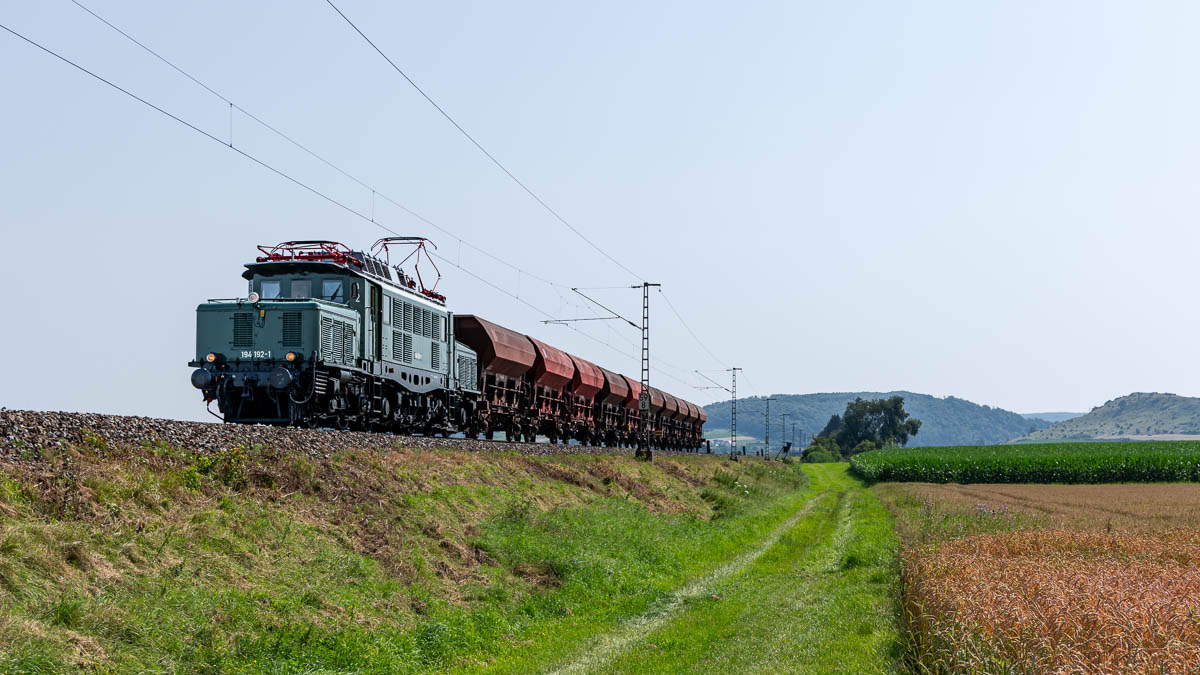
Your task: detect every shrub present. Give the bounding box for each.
[804,449,839,464]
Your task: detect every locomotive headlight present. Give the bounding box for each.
[285,352,297,362]
[205,353,217,363]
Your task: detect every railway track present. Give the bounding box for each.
[0,409,678,462]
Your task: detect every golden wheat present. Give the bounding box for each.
[905,530,1200,673]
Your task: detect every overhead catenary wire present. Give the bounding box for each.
[322,0,643,282]
[64,0,569,294]
[11,8,718,393]
[1,19,709,392]
[658,288,728,368]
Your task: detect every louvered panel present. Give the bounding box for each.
[331,321,339,363]
[392,330,404,361]
[422,308,432,338]
[320,316,334,361]
[457,354,477,389]
[430,343,441,370]
[404,303,414,333]
[281,312,302,347]
[340,321,354,364]
[391,299,402,326]
[232,313,253,348]
[403,333,413,363]
[432,314,442,341]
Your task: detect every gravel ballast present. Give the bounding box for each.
[0,409,643,460]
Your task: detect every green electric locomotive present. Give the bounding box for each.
[189,239,480,432]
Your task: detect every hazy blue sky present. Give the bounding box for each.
[3,0,1198,422]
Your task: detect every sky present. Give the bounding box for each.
[3,0,1199,421]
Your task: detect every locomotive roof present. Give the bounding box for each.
[242,257,449,311]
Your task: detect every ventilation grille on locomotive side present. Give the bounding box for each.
[232,313,253,348]
[281,312,302,347]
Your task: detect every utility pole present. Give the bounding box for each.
[762,397,776,456]
[791,422,797,445]
[633,282,660,461]
[781,413,790,451]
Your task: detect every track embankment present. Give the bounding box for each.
[0,409,651,460]
[0,419,814,673]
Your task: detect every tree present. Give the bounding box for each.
[819,396,921,454]
[819,414,844,438]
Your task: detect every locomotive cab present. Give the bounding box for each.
[190,263,362,424]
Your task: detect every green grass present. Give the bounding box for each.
[0,444,814,673]
[851,440,1200,484]
[550,465,902,674]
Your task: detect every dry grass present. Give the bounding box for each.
[881,483,1200,673]
[906,530,1200,673]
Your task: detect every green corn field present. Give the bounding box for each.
[850,441,1200,484]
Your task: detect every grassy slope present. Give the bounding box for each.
[554,465,902,674]
[0,439,821,673]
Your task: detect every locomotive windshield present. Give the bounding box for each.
[248,275,351,303]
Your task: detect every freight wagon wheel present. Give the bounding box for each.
[485,430,494,441]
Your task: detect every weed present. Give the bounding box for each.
[46,595,85,628]
[711,469,739,489]
[81,429,108,451]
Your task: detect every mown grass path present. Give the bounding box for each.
[545,464,901,674]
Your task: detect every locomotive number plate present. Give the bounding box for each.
[240,350,272,359]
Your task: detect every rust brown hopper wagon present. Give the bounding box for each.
[596,366,629,446]
[567,354,604,444]
[453,315,536,441]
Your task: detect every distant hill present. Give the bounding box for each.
[1019,392,1200,441]
[702,392,1050,448]
[1021,412,1085,423]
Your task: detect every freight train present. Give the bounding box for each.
[188,239,706,451]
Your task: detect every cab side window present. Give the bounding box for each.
[322,280,345,303]
[261,280,281,299]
